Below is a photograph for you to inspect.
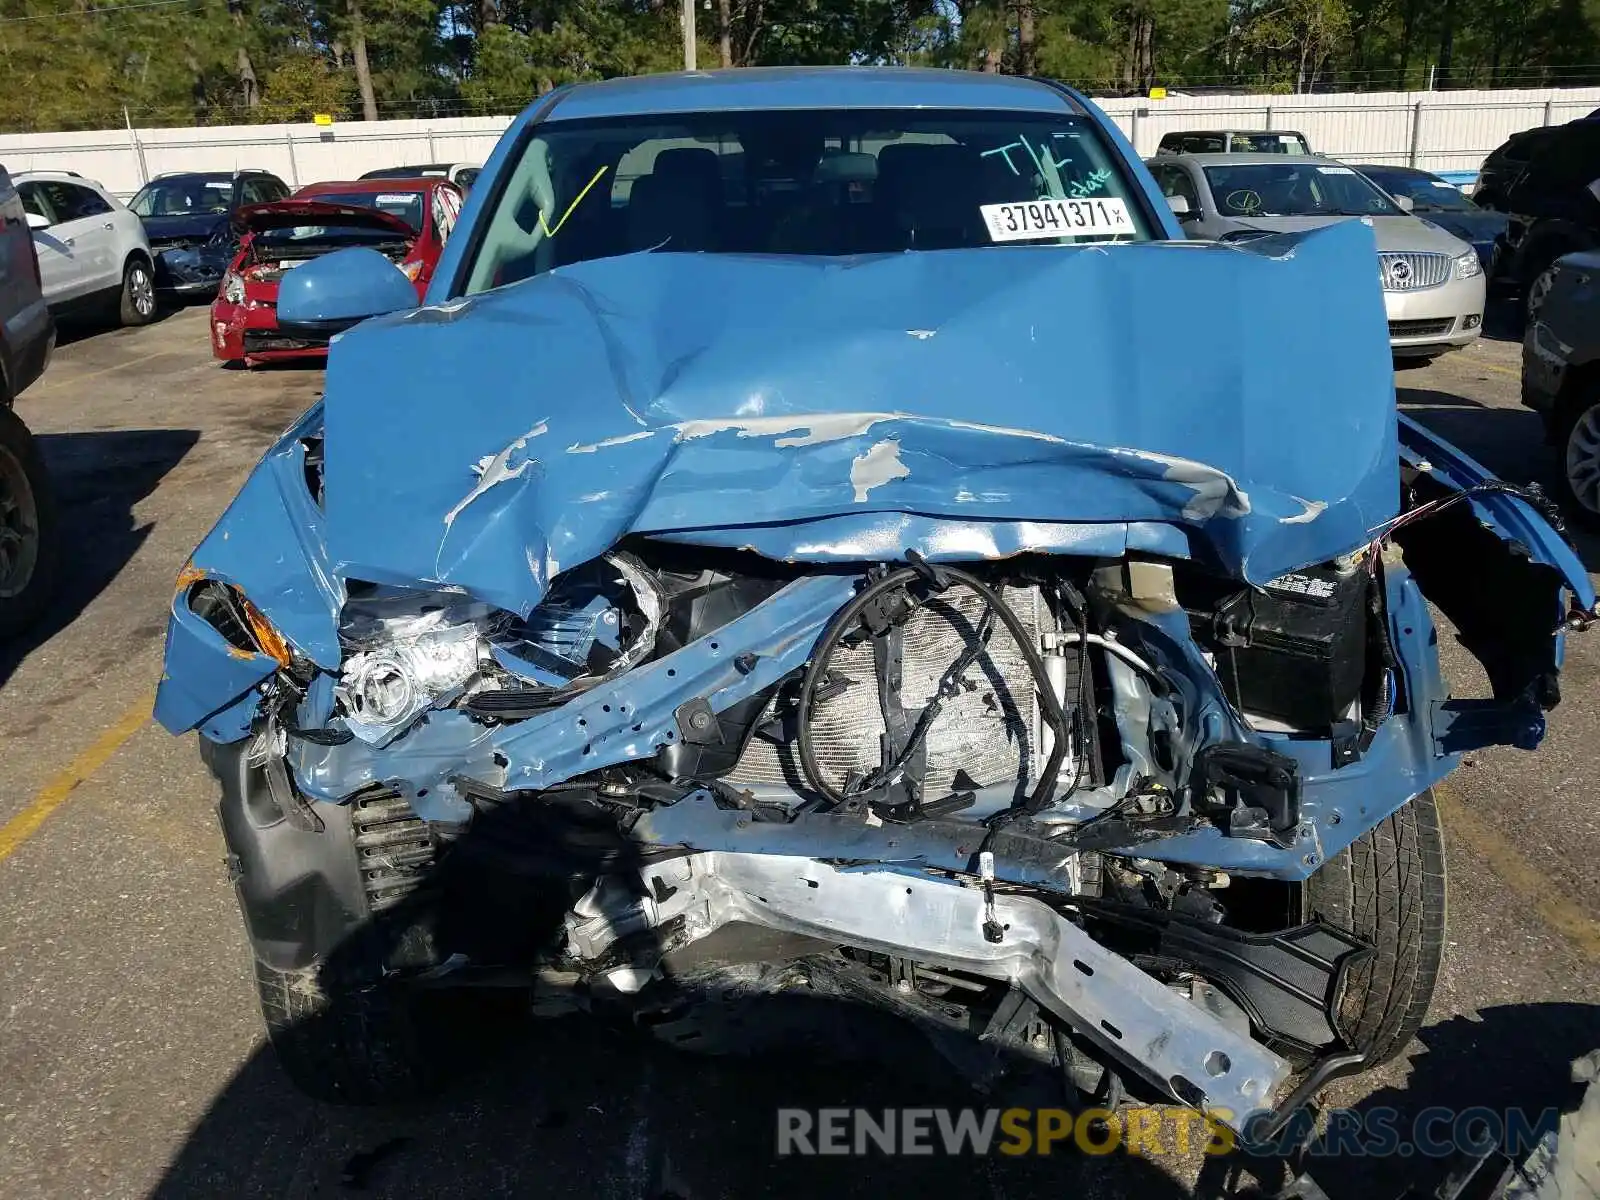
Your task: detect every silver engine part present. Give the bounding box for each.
[565,851,1288,1128]
[728,584,1068,797]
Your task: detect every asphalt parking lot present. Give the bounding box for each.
[0,307,1596,1200]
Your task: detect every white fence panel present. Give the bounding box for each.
[6,84,1600,197]
[1099,85,1600,172]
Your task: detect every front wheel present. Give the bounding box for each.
[1524,263,1559,325]
[253,957,442,1104]
[1299,788,1447,1068]
[118,258,157,327]
[1556,396,1600,530]
[0,406,60,637]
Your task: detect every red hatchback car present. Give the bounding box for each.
[210,177,463,367]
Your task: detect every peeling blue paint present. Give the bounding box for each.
[319,222,1399,625]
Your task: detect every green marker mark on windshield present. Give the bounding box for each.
[539,165,609,238]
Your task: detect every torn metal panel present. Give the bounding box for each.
[155,601,278,739]
[1397,412,1596,616]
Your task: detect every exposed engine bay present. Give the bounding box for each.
[178,513,1587,1130]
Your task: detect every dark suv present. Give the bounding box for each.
[1475,119,1600,316]
[128,169,291,298]
[0,164,57,635]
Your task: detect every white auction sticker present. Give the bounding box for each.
[376,193,416,205]
[980,197,1137,242]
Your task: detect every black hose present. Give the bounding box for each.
[796,565,1073,814]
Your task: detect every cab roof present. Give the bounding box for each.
[1147,152,1348,169]
[541,67,1084,122]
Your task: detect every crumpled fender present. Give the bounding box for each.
[153,405,341,736]
[1397,413,1596,617]
[1394,415,1595,733]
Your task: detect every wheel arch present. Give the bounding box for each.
[1556,358,1600,426]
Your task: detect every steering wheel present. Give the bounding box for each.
[1225,189,1263,215]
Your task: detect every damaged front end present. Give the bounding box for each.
[156,223,1596,1123]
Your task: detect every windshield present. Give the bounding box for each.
[253,191,423,251]
[1359,169,1478,212]
[1203,162,1402,218]
[129,177,233,218]
[462,108,1158,295]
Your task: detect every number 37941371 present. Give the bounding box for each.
[979,197,1137,242]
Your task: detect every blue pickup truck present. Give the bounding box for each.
[0,163,58,636]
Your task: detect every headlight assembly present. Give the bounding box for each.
[1455,251,1483,279]
[332,554,666,743]
[335,592,502,745]
[222,271,245,304]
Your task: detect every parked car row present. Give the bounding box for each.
[1147,149,1488,359]
[0,157,475,639]
[211,176,463,367]
[5,160,477,334]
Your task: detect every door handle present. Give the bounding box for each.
[64,237,74,246]
[103,221,114,230]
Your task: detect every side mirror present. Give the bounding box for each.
[1392,194,1415,213]
[276,246,418,339]
[25,211,49,231]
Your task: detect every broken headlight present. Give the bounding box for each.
[336,592,504,744]
[334,554,665,742]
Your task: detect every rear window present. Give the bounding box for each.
[461,107,1159,295]
[1160,132,1310,155]
[130,177,234,217]
[300,190,426,231]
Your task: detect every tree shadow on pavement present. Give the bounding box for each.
[53,303,184,348]
[152,1006,1204,1200]
[0,427,198,690]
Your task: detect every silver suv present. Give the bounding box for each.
[15,170,156,327]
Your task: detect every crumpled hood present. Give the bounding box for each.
[321,220,1399,617]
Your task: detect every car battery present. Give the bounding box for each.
[1184,565,1370,730]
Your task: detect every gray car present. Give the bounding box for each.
[1147,152,1486,358]
[1522,250,1600,526]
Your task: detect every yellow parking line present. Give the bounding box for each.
[1435,781,1600,962]
[1470,360,1520,379]
[36,350,170,391]
[0,694,151,865]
